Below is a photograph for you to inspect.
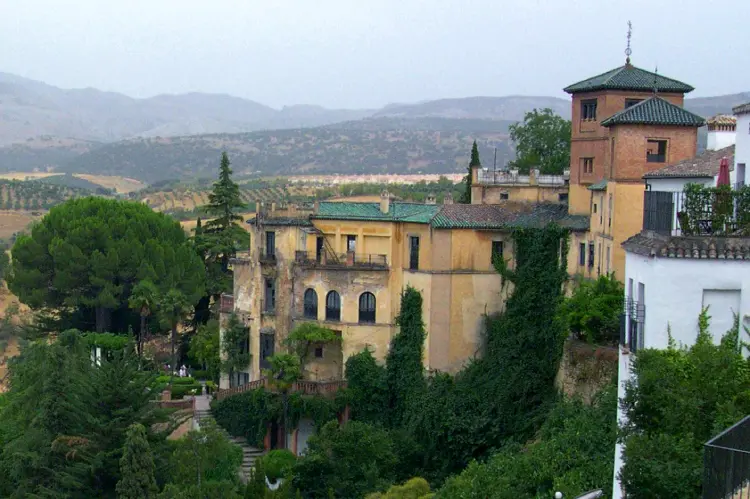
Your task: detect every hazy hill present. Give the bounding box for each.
[683,92,750,118]
[59,124,512,183]
[375,96,571,121]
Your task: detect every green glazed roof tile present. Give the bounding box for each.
[564,64,694,94]
[600,96,704,127]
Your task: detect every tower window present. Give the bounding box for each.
[581,99,597,121]
[646,140,667,163]
[581,157,594,174]
[625,98,643,109]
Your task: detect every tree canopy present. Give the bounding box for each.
[8,197,205,333]
[508,108,571,175]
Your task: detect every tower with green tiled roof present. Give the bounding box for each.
[562,41,703,283]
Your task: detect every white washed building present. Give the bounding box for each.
[612,104,750,499]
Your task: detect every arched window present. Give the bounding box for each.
[359,292,376,324]
[325,291,341,321]
[303,289,318,319]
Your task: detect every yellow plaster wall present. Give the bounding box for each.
[568,184,592,215]
[474,185,568,205]
[609,181,646,279]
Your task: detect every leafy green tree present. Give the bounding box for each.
[386,286,426,425]
[458,141,480,204]
[199,152,247,298]
[9,197,205,333]
[166,420,243,489]
[221,313,251,385]
[117,423,158,499]
[366,477,431,499]
[508,108,571,174]
[619,310,750,498]
[285,322,340,374]
[0,246,9,281]
[189,318,221,381]
[561,274,624,344]
[292,421,397,498]
[437,384,616,498]
[160,289,191,384]
[129,279,159,358]
[345,348,388,424]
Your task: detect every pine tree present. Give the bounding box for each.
[116,423,158,499]
[459,141,480,204]
[385,286,426,425]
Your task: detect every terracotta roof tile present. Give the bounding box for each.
[600,96,705,127]
[622,231,750,260]
[564,65,694,94]
[644,145,735,178]
[733,102,750,115]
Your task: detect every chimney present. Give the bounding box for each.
[443,192,454,205]
[425,193,436,205]
[706,115,737,151]
[380,190,390,214]
[270,202,277,213]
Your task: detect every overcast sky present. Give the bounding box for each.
[1,0,748,109]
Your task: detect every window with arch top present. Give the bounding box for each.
[303,288,318,319]
[359,292,376,324]
[325,291,341,321]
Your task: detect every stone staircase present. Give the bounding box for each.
[193,398,265,482]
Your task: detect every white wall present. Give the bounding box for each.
[646,177,713,193]
[737,113,750,185]
[624,251,750,349]
[707,130,737,151]
[612,349,631,499]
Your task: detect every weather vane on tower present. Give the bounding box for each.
[625,21,633,65]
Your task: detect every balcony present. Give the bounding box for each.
[295,251,388,269]
[220,294,234,314]
[703,415,750,499]
[643,186,750,237]
[259,250,277,265]
[619,298,644,353]
[215,377,348,401]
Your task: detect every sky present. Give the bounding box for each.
[1,0,748,109]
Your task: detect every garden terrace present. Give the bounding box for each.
[643,185,750,237]
[215,377,347,401]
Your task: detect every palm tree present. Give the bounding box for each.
[159,289,191,388]
[128,280,158,360]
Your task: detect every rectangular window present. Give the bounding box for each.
[314,346,324,358]
[346,235,356,253]
[260,333,275,370]
[499,192,509,200]
[409,236,420,270]
[588,241,595,269]
[608,194,613,228]
[625,98,643,109]
[265,231,276,258]
[581,157,594,174]
[264,278,276,313]
[646,139,667,163]
[558,193,569,203]
[581,99,597,120]
[316,236,324,263]
[628,278,634,300]
[579,243,586,266]
[240,328,250,356]
[491,241,504,266]
[593,203,597,214]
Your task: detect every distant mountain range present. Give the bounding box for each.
[0,72,748,183]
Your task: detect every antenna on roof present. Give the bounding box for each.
[653,65,659,95]
[625,21,633,65]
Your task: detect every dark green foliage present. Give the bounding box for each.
[261,449,297,480]
[286,323,340,373]
[167,421,243,489]
[619,310,750,498]
[436,384,616,498]
[386,286,426,426]
[0,246,10,282]
[158,481,242,499]
[8,197,205,333]
[117,424,158,499]
[188,318,221,382]
[292,421,397,498]
[562,274,624,344]
[508,108,571,174]
[344,348,388,424]
[458,141,480,204]
[679,183,750,235]
[222,313,250,381]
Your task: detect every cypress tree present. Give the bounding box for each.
[386,286,426,425]
[459,141,480,204]
[116,423,158,499]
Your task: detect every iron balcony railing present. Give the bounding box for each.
[703,415,750,499]
[643,189,749,236]
[294,251,387,269]
[619,298,645,353]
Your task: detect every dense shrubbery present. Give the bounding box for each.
[562,274,624,344]
[619,310,750,498]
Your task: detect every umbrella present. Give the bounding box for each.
[717,156,730,187]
